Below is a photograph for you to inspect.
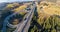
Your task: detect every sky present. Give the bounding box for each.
[0,0,34,3]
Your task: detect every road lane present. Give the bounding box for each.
[1,10,28,32]
[13,3,36,32]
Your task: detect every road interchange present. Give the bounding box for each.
[13,3,36,32]
[2,2,36,32]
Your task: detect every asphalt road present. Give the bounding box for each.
[13,3,36,32]
[1,8,28,32]
[22,4,36,32]
[2,2,35,32]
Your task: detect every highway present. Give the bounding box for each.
[7,9,28,28]
[21,5,35,32]
[13,3,36,32]
[1,9,28,32]
[2,2,36,32]
[1,4,29,32]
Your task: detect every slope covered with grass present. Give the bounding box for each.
[29,2,60,32]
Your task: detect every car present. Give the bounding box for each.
[26,8,31,10]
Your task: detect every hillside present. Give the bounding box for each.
[29,1,60,32]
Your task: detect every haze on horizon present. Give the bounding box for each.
[0,0,34,3]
